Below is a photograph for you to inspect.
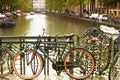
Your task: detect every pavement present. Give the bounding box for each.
[0,72,109,80]
[0,64,109,80]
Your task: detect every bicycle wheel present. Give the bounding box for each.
[0,48,13,77]
[109,52,120,80]
[64,48,95,79]
[13,49,44,79]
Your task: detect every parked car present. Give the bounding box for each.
[30,12,35,15]
[5,12,12,17]
[89,13,99,19]
[97,14,108,21]
[0,13,6,18]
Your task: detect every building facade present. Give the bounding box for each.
[32,0,45,12]
[92,1,120,17]
[109,2,120,17]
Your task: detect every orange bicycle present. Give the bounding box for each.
[13,30,95,79]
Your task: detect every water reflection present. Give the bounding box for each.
[26,14,47,36]
[0,13,93,36]
[45,14,92,35]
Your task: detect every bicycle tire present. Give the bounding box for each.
[0,48,13,77]
[64,48,95,79]
[13,49,44,79]
[109,52,120,80]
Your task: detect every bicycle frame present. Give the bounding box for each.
[26,32,74,70]
[27,39,68,69]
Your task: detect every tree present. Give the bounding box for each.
[45,0,54,10]
[11,0,33,10]
[45,0,89,14]
[54,0,66,12]
[78,0,89,16]
[0,0,33,12]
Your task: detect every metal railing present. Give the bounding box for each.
[0,34,74,75]
[77,27,112,75]
[0,27,117,77]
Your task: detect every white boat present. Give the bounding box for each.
[100,25,119,35]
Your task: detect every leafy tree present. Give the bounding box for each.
[12,0,33,10]
[45,0,89,14]
[53,0,66,12]
[45,0,54,10]
[66,0,79,10]
[78,0,89,15]
[45,0,66,12]
[0,0,33,12]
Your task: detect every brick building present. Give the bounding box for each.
[109,2,120,17]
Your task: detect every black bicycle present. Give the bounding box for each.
[13,30,95,80]
[0,44,14,77]
[0,42,20,77]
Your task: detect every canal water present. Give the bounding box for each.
[0,13,94,36]
[0,13,109,80]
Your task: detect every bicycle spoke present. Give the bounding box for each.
[64,48,95,79]
[13,50,43,79]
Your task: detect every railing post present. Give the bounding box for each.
[0,38,3,74]
[19,38,25,75]
[44,37,51,75]
[44,38,46,75]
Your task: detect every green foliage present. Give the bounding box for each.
[66,0,79,8]
[0,0,33,10]
[45,0,89,12]
[79,0,89,4]
[12,0,33,10]
[45,0,65,11]
[54,0,66,11]
[83,0,90,4]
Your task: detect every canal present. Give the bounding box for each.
[0,13,94,36]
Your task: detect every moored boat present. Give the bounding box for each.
[0,20,16,28]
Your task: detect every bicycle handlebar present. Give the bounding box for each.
[36,29,45,48]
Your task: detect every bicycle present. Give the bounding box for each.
[0,43,15,77]
[109,31,120,80]
[13,30,95,80]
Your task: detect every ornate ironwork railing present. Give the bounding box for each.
[77,27,112,75]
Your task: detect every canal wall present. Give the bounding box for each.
[46,12,120,29]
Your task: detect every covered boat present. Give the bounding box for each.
[0,20,16,28]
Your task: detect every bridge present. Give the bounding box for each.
[0,27,118,80]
